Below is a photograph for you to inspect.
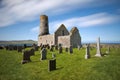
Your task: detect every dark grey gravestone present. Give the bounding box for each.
[69,46,73,54]
[48,59,56,71]
[65,47,68,52]
[30,48,35,56]
[40,48,47,60]
[85,45,90,59]
[55,45,58,50]
[58,46,62,53]
[21,50,31,64]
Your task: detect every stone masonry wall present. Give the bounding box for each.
[38,34,55,46]
[58,36,70,47]
[70,31,81,48]
[54,24,69,45]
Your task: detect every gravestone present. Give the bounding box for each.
[21,50,31,64]
[47,45,50,49]
[48,59,56,71]
[58,46,62,53]
[69,45,73,54]
[40,48,47,60]
[55,45,58,50]
[52,53,56,58]
[30,48,35,56]
[65,47,68,52]
[78,45,80,50]
[85,44,90,59]
[95,37,102,57]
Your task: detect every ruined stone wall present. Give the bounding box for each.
[39,15,49,36]
[54,24,69,45]
[38,34,55,46]
[58,36,70,47]
[70,31,81,48]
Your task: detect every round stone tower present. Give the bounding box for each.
[39,15,49,36]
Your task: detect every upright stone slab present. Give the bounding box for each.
[85,45,90,59]
[52,53,56,58]
[21,50,31,64]
[65,47,68,52]
[58,46,62,53]
[78,45,80,50]
[95,37,102,57]
[40,48,47,60]
[48,59,56,71]
[69,46,73,54]
[30,48,35,56]
[55,45,58,50]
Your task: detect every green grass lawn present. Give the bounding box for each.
[0,47,120,80]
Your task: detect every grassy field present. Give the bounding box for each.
[0,47,120,80]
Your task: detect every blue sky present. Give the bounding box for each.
[0,0,120,43]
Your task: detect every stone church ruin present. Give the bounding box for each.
[38,15,81,48]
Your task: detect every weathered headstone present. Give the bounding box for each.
[52,53,56,58]
[30,48,35,56]
[40,48,47,60]
[85,44,90,59]
[65,47,68,52]
[95,37,102,57]
[21,50,31,64]
[78,45,80,50]
[69,45,73,54]
[48,59,56,71]
[58,46,62,53]
[55,45,58,50]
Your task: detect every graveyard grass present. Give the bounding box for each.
[0,47,120,80]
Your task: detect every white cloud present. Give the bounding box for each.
[0,0,117,27]
[49,12,120,33]
[31,12,120,34]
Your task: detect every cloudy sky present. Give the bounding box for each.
[0,0,120,43]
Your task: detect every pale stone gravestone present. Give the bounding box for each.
[95,37,102,57]
[40,48,47,60]
[52,53,56,58]
[78,45,80,50]
[48,59,56,71]
[85,44,90,59]
[58,46,62,53]
[69,46,73,54]
[21,50,31,64]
